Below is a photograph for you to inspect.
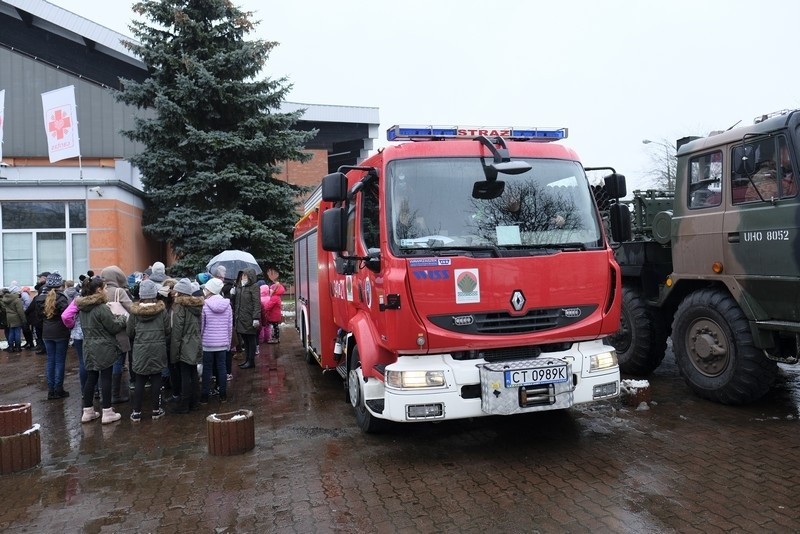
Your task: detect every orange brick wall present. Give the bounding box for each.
[275,149,328,188]
[87,198,151,275]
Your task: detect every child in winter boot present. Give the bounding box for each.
[127,280,170,421]
[76,276,127,425]
[170,278,203,413]
[264,268,285,344]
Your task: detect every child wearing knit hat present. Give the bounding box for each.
[170,278,204,413]
[127,279,170,422]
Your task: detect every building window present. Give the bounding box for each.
[0,201,87,285]
[2,233,33,285]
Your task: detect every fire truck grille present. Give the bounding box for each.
[452,342,572,362]
[428,305,597,336]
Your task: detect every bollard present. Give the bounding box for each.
[0,403,41,474]
[206,409,255,456]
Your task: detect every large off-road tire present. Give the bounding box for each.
[609,287,668,376]
[347,346,386,433]
[671,288,777,404]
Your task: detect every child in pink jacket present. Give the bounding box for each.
[263,282,284,344]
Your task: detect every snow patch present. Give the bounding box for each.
[620,379,650,393]
[23,423,40,435]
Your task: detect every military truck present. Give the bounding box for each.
[605,109,800,404]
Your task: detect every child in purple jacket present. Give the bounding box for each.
[200,278,232,403]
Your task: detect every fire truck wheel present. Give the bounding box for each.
[610,287,668,376]
[301,322,315,365]
[671,288,777,405]
[347,347,386,433]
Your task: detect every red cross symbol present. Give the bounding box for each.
[48,109,72,140]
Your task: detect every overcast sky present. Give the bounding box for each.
[48,0,800,192]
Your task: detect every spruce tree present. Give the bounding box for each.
[116,0,315,277]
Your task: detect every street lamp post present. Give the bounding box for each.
[642,139,674,191]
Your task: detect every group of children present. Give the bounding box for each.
[72,264,284,424]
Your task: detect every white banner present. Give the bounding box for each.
[41,85,81,163]
[0,89,5,162]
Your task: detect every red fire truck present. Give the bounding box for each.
[294,125,628,432]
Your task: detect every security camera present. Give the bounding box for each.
[88,186,103,197]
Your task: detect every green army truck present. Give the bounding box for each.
[605,109,800,404]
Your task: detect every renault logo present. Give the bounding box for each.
[510,290,526,311]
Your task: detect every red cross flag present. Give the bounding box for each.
[0,89,5,161]
[41,85,81,163]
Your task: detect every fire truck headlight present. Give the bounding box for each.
[386,370,446,389]
[590,351,618,372]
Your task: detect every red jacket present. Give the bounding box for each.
[264,283,285,323]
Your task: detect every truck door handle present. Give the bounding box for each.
[728,232,740,243]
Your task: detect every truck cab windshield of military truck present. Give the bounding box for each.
[387,158,603,255]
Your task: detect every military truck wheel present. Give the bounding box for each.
[672,288,777,404]
[348,346,386,433]
[609,287,667,376]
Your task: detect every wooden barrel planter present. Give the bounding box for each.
[0,403,32,437]
[0,403,41,474]
[207,410,255,456]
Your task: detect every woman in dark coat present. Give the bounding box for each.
[234,268,261,369]
[38,273,71,399]
[77,276,128,424]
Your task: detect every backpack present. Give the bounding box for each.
[0,300,7,329]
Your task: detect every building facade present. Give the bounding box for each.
[0,0,378,286]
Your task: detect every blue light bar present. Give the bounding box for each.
[386,125,568,142]
[387,125,458,141]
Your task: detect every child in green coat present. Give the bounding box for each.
[127,280,171,422]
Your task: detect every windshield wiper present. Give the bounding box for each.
[525,242,587,251]
[427,245,501,257]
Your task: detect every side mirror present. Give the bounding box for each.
[472,180,506,199]
[321,207,346,251]
[321,172,348,202]
[609,203,632,243]
[604,173,627,199]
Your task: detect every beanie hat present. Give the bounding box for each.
[174,278,193,296]
[196,272,211,285]
[46,272,64,288]
[150,261,167,283]
[204,277,224,295]
[8,285,20,294]
[139,279,159,300]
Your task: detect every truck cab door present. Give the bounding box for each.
[672,150,725,278]
[722,135,800,321]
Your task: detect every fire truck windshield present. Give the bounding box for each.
[387,158,602,254]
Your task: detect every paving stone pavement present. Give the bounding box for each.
[1,331,800,533]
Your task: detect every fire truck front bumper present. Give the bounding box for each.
[374,341,620,423]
